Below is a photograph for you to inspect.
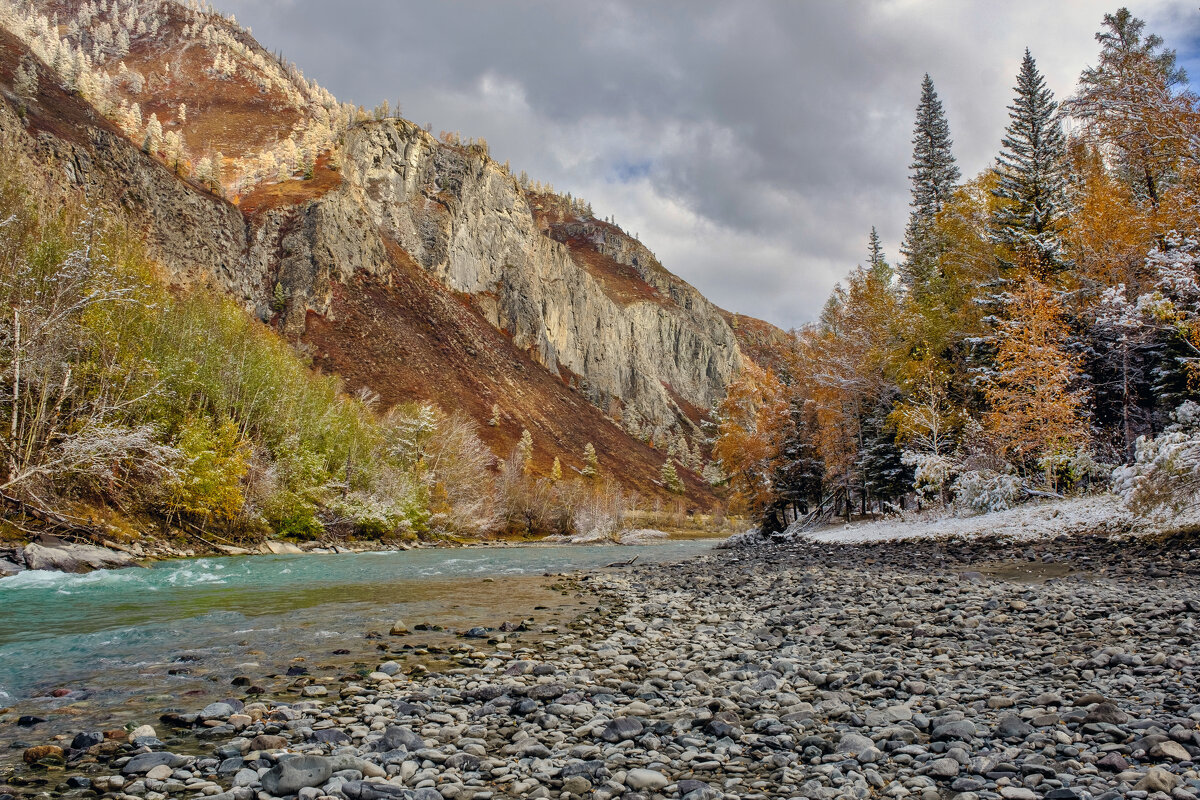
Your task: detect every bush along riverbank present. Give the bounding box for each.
[6,530,1200,800]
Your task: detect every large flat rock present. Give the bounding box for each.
[23,542,136,573]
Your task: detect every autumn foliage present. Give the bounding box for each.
[714,7,1200,528]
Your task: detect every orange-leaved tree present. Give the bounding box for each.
[983,276,1090,483]
[713,362,788,520]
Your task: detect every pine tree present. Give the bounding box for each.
[991,50,1071,274]
[550,456,562,482]
[13,57,37,99]
[867,227,892,286]
[517,429,533,475]
[581,442,599,480]
[770,397,824,520]
[900,74,960,297]
[271,281,288,313]
[660,459,684,494]
[857,388,912,509]
[144,112,162,154]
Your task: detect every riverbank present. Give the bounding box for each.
[5,530,1198,800]
[0,541,720,763]
[0,522,729,580]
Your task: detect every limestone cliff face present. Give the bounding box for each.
[314,120,743,435]
[3,74,742,439]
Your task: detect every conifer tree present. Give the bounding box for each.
[867,227,892,286]
[900,74,960,297]
[581,442,599,480]
[517,429,533,475]
[857,389,912,509]
[660,459,684,494]
[991,50,1071,274]
[550,456,562,482]
[770,397,824,520]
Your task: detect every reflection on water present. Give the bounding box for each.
[0,540,717,756]
[975,560,1080,584]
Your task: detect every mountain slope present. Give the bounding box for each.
[0,1,787,504]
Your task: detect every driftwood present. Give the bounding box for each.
[0,490,101,540]
[1022,487,1066,500]
[605,555,639,567]
[784,491,841,534]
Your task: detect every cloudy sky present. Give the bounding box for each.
[217,0,1200,330]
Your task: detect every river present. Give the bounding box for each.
[0,539,719,756]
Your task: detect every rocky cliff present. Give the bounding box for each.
[0,9,772,500]
[323,121,742,436]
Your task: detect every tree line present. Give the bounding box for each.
[714,9,1200,531]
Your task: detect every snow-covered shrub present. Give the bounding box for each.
[1114,401,1200,513]
[952,469,1023,514]
[902,451,956,504]
[327,490,427,539]
[1037,448,1112,494]
[570,505,617,542]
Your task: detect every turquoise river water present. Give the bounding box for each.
[0,539,718,753]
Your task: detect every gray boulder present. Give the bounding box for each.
[24,542,136,573]
[121,752,191,775]
[261,755,333,796]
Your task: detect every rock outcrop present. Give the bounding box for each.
[0,21,766,499]
[21,542,136,573]
[269,120,742,437]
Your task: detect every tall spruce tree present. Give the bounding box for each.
[991,50,1071,274]
[858,388,913,511]
[769,397,825,525]
[900,74,960,298]
[867,227,891,285]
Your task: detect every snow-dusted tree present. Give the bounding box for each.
[211,151,225,191]
[581,442,599,480]
[901,74,960,297]
[516,428,533,474]
[13,56,37,99]
[194,156,213,185]
[162,130,186,173]
[769,396,824,521]
[124,101,142,135]
[858,388,912,510]
[660,458,684,494]
[891,370,960,505]
[143,112,162,153]
[1114,400,1200,513]
[1068,8,1196,207]
[1098,232,1200,425]
[424,410,498,535]
[867,226,887,277]
[991,50,1071,274]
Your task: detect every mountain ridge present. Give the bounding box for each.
[0,0,792,503]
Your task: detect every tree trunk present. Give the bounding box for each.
[9,308,19,481]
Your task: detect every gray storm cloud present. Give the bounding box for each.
[218,0,1198,329]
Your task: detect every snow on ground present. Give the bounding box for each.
[788,494,1197,545]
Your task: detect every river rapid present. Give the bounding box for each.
[0,540,718,756]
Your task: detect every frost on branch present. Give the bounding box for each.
[1114,401,1200,513]
[951,469,1024,514]
[901,451,955,504]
